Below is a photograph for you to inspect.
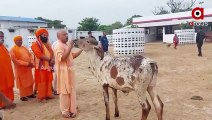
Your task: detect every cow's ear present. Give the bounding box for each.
[94,46,104,60]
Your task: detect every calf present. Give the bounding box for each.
[74,38,164,120]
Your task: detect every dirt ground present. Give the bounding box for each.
[4,43,212,120]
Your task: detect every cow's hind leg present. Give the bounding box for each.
[147,86,163,120]
[111,88,119,117]
[141,99,151,120]
[103,84,110,120]
[135,82,151,120]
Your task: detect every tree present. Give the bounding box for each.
[97,21,123,34]
[153,0,196,15]
[111,21,123,29]
[153,6,170,15]
[180,22,193,29]
[124,15,142,26]
[97,25,113,34]
[35,17,66,28]
[167,0,196,13]
[77,17,100,31]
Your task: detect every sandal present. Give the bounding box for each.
[33,90,37,95]
[45,96,54,100]
[20,97,28,101]
[53,91,59,95]
[27,94,36,98]
[62,112,76,118]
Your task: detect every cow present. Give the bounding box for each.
[73,38,164,120]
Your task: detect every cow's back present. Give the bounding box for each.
[97,55,155,92]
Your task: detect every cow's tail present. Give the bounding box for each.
[149,61,158,87]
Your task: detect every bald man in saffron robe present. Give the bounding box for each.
[54,30,83,118]
[31,28,54,102]
[10,35,35,101]
[0,31,15,108]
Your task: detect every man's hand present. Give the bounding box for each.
[61,40,74,61]
[73,49,83,59]
[79,49,83,53]
[67,40,74,49]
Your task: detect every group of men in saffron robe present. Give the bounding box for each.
[0,28,84,118]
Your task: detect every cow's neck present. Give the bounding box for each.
[87,49,102,70]
[87,49,113,73]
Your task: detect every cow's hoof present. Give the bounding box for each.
[114,113,119,117]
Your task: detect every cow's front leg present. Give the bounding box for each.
[103,84,110,120]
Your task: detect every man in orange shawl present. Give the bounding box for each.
[10,36,35,101]
[0,31,15,108]
[54,30,83,118]
[31,28,54,102]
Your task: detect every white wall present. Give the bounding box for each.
[106,35,113,45]
[163,26,175,43]
[45,29,76,44]
[1,28,75,49]
[0,21,102,49]
[175,29,196,44]
[1,28,34,49]
[0,21,47,29]
[163,28,197,44]
[163,34,175,43]
[145,27,157,42]
[0,20,48,49]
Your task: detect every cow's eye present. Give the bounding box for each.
[87,41,90,43]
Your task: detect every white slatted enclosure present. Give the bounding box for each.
[113,28,145,56]
[174,29,196,44]
[27,36,36,51]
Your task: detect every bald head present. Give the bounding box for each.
[57,30,68,43]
